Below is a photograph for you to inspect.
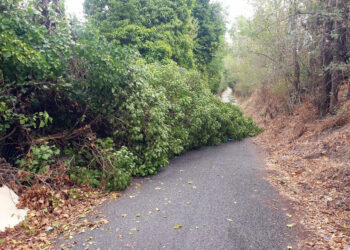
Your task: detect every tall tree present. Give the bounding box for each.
[84,0,196,69]
[192,0,225,67]
[291,0,300,94]
[330,0,348,110]
[192,0,226,92]
[229,0,349,115]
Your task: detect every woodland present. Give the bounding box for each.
[229,0,350,116]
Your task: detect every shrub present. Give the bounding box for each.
[1,1,261,192]
[16,143,60,175]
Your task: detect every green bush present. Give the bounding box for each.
[67,139,137,191]
[69,167,102,188]
[1,0,261,192]
[16,143,60,174]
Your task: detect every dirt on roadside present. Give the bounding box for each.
[239,89,350,249]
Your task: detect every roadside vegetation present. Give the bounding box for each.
[229,0,350,248]
[0,0,262,247]
[0,0,260,193]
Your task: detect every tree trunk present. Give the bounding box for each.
[319,0,333,116]
[306,1,321,105]
[330,0,347,112]
[345,1,350,100]
[291,0,300,94]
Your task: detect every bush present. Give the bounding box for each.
[66,139,137,191]
[16,143,60,175]
[1,0,261,192]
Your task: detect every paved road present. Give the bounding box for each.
[221,87,233,103]
[57,140,296,250]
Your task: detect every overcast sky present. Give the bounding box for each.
[212,0,253,26]
[65,0,254,26]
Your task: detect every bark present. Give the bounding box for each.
[291,0,300,94]
[345,1,350,99]
[306,1,321,103]
[320,0,333,116]
[330,0,347,111]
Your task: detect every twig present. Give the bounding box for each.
[33,125,91,144]
[0,127,17,142]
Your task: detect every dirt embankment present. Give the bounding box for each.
[239,89,350,249]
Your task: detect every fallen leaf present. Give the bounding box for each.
[227,219,233,222]
[110,193,120,199]
[287,223,296,228]
[186,202,191,205]
[155,208,160,211]
[188,181,192,184]
[100,218,109,224]
[287,246,293,249]
[53,221,60,227]
[136,213,141,217]
[173,225,182,230]
[286,214,292,218]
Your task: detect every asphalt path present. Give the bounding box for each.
[57,140,296,250]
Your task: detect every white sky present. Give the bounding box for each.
[65,0,254,26]
[65,0,85,20]
[211,0,253,26]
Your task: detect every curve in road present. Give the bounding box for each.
[57,140,296,250]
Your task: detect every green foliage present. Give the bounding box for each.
[0,0,72,84]
[67,139,136,191]
[192,0,226,66]
[192,0,226,93]
[16,143,60,174]
[84,0,196,69]
[69,167,102,188]
[1,0,261,193]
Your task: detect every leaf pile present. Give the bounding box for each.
[0,185,113,250]
[240,91,350,249]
